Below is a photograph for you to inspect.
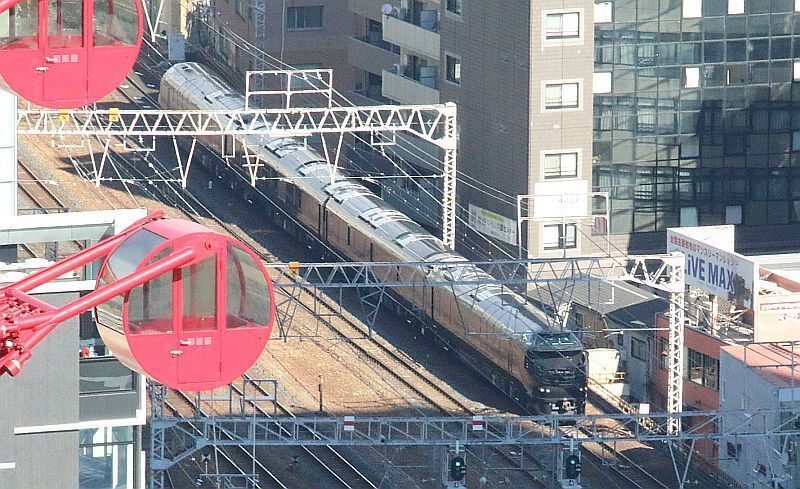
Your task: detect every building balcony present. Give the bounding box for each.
[382,66,440,105]
[382,13,440,60]
[348,36,400,77]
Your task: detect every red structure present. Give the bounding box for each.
[0,212,275,391]
[0,0,143,108]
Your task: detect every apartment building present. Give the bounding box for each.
[204,0,800,257]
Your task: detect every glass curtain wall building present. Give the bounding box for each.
[594,0,800,246]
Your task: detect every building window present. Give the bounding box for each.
[680,207,698,226]
[235,0,248,18]
[286,6,323,30]
[725,205,742,225]
[728,0,744,14]
[684,348,719,390]
[544,82,579,110]
[543,223,577,250]
[726,441,741,461]
[446,0,462,15]
[446,54,461,84]
[543,152,578,179]
[80,426,134,488]
[630,336,648,361]
[687,349,704,383]
[545,12,579,39]
[657,336,668,370]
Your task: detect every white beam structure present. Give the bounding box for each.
[619,254,685,435]
[0,209,147,245]
[17,103,458,248]
[0,90,17,218]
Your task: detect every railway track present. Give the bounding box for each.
[14,158,90,260]
[16,158,69,214]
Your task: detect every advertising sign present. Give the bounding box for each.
[532,180,589,220]
[667,226,757,308]
[468,204,517,245]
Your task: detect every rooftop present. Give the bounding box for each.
[721,343,800,389]
[544,277,667,329]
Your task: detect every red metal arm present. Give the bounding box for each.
[0,0,22,13]
[0,247,196,376]
[10,211,164,294]
[0,211,178,377]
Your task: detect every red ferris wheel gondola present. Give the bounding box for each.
[0,213,276,391]
[0,0,143,108]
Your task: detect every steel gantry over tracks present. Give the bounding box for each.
[267,255,688,437]
[16,98,459,248]
[149,408,800,486]
[265,256,607,338]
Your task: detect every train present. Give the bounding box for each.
[159,62,587,414]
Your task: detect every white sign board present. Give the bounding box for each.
[168,34,186,61]
[532,180,589,220]
[468,204,517,245]
[0,90,16,218]
[667,226,756,308]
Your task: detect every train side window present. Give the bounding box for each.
[347,226,351,246]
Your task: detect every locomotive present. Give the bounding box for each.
[159,62,587,414]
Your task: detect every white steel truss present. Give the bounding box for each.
[17,105,456,143]
[618,254,685,435]
[18,103,458,248]
[244,69,334,110]
[266,257,606,337]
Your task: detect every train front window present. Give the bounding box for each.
[529,332,582,350]
[528,350,582,360]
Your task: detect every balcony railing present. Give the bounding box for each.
[382,13,440,60]
[382,66,440,105]
[354,35,399,54]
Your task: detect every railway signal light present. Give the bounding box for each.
[564,454,581,479]
[449,456,466,481]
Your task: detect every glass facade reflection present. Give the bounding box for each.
[594,0,800,235]
[79,426,133,488]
